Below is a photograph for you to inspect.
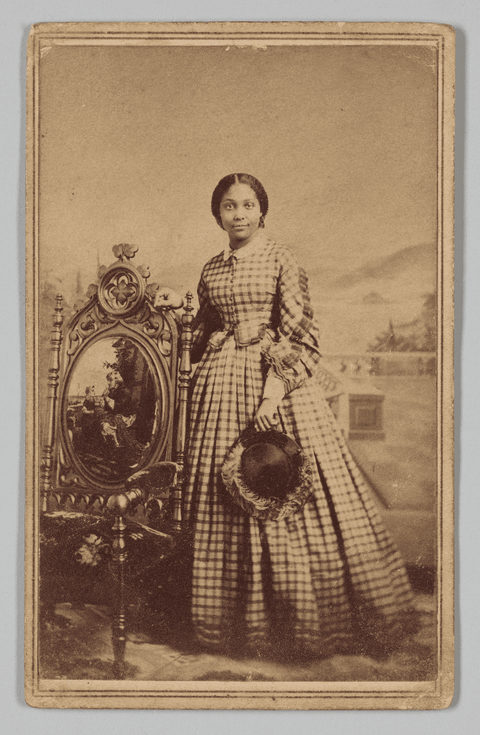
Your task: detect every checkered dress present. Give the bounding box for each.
[183,231,415,657]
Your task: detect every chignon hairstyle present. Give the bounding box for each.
[211,173,269,230]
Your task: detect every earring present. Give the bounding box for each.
[259,215,265,228]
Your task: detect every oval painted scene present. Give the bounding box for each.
[66,336,158,482]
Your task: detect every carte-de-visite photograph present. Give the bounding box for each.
[25,21,455,710]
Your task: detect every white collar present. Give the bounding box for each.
[223,229,268,261]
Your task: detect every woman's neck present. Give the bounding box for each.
[228,228,264,251]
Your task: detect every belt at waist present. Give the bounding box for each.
[208,321,274,349]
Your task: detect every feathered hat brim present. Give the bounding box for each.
[221,429,313,521]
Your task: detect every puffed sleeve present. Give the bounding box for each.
[191,274,223,364]
[262,247,321,394]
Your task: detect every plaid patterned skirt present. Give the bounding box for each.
[183,336,416,657]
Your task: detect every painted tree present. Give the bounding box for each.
[368,294,436,352]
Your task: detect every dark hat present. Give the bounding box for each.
[221,429,312,521]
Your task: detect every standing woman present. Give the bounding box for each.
[156,173,416,659]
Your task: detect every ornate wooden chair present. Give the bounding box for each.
[40,244,193,678]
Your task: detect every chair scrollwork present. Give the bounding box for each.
[40,245,193,678]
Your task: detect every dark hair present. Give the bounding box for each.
[211,173,269,228]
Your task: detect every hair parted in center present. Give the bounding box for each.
[211,173,269,229]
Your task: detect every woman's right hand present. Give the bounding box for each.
[254,398,280,432]
[153,286,184,310]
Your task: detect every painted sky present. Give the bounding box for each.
[39,41,437,352]
[67,339,118,398]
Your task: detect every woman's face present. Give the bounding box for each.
[107,372,121,390]
[219,183,262,249]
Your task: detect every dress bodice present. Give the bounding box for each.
[193,233,321,393]
[203,241,278,333]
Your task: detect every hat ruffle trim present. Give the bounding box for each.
[221,436,313,521]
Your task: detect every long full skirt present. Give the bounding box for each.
[183,336,416,657]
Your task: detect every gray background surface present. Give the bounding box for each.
[2,0,474,730]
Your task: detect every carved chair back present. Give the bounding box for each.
[40,245,193,678]
[42,244,193,521]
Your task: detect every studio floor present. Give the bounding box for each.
[40,592,436,683]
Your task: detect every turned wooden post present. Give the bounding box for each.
[111,513,127,680]
[106,491,142,680]
[172,292,193,531]
[41,295,63,512]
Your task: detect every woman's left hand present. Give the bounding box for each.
[254,398,280,432]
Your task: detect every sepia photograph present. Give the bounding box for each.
[25,21,455,709]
